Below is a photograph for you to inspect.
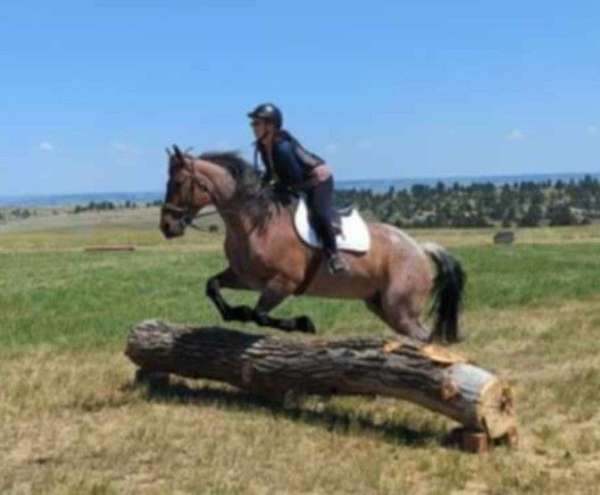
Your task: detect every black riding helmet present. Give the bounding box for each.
[247,103,283,129]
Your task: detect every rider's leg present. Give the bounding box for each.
[305,177,348,273]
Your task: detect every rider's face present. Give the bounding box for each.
[251,119,272,141]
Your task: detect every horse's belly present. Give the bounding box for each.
[304,273,377,299]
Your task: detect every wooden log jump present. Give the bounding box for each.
[125,320,518,452]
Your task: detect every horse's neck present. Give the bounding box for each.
[220,209,252,236]
[218,198,285,243]
[218,201,263,237]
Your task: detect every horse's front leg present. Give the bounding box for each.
[205,267,254,322]
[253,287,316,334]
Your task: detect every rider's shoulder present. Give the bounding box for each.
[275,130,296,144]
[273,131,295,151]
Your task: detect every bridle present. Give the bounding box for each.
[161,161,213,231]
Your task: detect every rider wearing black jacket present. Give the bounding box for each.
[248,103,348,274]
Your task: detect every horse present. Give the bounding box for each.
[160,145,466,343]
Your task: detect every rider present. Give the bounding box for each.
[248,103,349,274]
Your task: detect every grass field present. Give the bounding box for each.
[1,209,600,494]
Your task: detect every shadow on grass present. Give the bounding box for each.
[129,375,444,449]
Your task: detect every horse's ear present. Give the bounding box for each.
[165,147,172,158]
[172,145,185,168]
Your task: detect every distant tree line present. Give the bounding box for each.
[0,208,36,221]
[72,199,163,213]
[65,176,600,229]
[334,175,600,228]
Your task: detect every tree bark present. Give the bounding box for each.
[125,320,517,441]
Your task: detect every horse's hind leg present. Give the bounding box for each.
[205,267,254,322]
[365,289,432,343]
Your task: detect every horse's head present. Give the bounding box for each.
[160,145,213,239]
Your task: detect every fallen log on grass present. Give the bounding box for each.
[125,320,518,451]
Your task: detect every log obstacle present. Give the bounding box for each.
[125,320,518,453]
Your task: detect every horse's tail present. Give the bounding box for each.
[422,242,466,344]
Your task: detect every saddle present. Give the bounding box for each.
[293,197,371,253]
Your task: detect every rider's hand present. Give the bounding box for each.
[311,164,332,185]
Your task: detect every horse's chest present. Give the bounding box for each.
[227,246,251,272]
[224,235,267,287]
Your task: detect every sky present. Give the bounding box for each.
[1,1,599,196]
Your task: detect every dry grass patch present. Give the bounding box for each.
[2,296,600,494]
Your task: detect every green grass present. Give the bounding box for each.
[456,243,600,309]
[0,249,380,350]
[2,242,599,351]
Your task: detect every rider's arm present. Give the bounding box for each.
[291,141,334,186]
[292,141,325,171]
[256,145,274,185]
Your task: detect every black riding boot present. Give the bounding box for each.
[305,177,349,274]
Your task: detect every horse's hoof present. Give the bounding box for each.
[226,305,254,322]
[253,312,270,326]
[296,316,316,334]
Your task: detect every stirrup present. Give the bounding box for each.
[327,254,349,275]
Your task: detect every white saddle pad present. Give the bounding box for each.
[294,198,371,253]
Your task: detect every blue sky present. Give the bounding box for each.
[1,1,599,195]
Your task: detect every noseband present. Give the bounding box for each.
[162,165,212,231]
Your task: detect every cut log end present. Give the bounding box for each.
[478,379,517,439]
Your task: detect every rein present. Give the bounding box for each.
[161,203,218,230]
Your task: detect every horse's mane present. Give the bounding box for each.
[198,151,288,226]
[198,151,252,183]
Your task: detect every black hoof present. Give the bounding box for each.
[253,312,270,326]
[295,316,316,334]
[224,305,254,322]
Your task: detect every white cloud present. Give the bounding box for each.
[110,141,141,156]
[356,139,373,150]
[506,129,525,141]
[587,125,598,136]
[39,141,54,151]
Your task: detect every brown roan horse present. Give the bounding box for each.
[160,145,466,343]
